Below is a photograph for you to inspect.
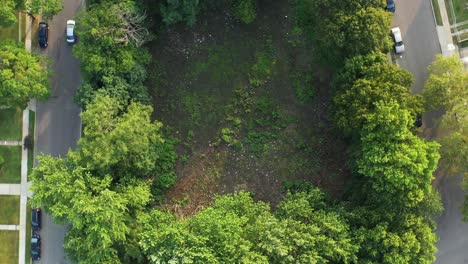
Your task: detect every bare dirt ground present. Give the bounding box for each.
[148,0,351,215]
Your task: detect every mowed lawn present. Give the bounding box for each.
[0,108,23,141]
[0,146,22,183]
[0,231,19,264]
[0,195,20,224]
[447,0,468,24]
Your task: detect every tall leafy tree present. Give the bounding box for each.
[139,191,358,263]
[422,55,468,220]
[27,0,63,20]
[357,100,440,208]
[333,79,421,137]
[30,155,152,264]
[0,40,50,108]
[348,207,438,264]
[74,0,151,108]
[0,0,17,27]
[296,0,392,66]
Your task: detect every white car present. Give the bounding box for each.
[391,27,405,54]
[66,20,76,44]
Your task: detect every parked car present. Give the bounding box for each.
[391,27,405,54]
[414,114,423,128]
[31,235,41,261]
[38,22,48,48]
[31,208,41,231]
[386,0,396,12]
[66,20,76,44]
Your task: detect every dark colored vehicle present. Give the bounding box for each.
[38,22,49,48]
[31,235,41,261]
[31,208,41,231]
[386,0,396,12]
[414,114,423,128]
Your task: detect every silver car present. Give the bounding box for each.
[66,20,76,44]
[391,27,405,54]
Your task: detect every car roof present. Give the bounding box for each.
[391,27,403,42]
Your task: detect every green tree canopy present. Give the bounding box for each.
[332,79,421,137]
[30,155,151,264]
[139,191,358,263]
[0,40,50,108]
[27,0,63,19]
[71,94,176,192]
[349,207,438,264]
[73,0,151,108]
[296,0,392,66]
[0,0,17,27]
[422,55,468,220]
[357,100,440,208]
[332,52,413,92]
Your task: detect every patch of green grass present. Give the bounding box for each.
[460,40,468,47]
[451,0,468,23]
[182,92,222,129]
[0,146,22,183]
[188,42,252,85]
[248,39,277,87]
[432,0,444,26]
[0,108,23,141]
[0,195,20,224]
[0,231,19,264]
[27,110,35,177]
[291,70,315,104]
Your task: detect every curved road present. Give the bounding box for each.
[35,0,83,263]
[393,1,468,263]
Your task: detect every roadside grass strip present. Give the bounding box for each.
[27,110,35,177]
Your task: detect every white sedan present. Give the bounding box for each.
[66,20,76,44]
[391,27,405,54]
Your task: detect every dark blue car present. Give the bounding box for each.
[386,0,396,12]
[31,235,41,261]
[31,208,41,231]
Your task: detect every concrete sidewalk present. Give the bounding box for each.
[0,225,20,230]
[435,0,457,57]
[0,184,21,195]
[0,141,22,146]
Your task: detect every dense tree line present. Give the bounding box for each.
[0,0,63,25]
[421,55,467,220]
[28,0,461,263]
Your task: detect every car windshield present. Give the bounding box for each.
[31,238,38,243]
[396,41,403,46]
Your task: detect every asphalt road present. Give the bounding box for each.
[393,1,468,263]
[35,0,83,263]
[392,0,440,94]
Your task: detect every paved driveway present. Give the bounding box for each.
[392,1,468,263]
[35,0,83,263]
